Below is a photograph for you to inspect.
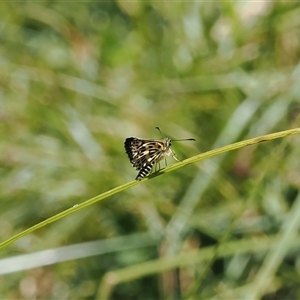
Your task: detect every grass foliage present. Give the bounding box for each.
[1,2,300,299]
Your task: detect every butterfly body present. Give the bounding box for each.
[124,136,180,181]
[125,128,195,181]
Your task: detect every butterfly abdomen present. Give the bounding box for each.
[136,162,155,181]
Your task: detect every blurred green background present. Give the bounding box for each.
[1,1,300,299]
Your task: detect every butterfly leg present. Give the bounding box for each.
[153,161,160,174]
[152,161,163,176]
[171,149,181,162]
[151,163,156,175]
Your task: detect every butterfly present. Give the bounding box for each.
[124,127,195,180]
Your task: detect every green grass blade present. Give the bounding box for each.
[0,127,299,250]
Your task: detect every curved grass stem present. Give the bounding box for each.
[0,127,299,250]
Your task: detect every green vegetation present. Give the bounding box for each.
[1,2,300,299]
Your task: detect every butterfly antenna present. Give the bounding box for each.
[172,138,196,142]
[155,126,164,138]
[156,127,195,141]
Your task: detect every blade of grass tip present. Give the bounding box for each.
[161,127,300,176]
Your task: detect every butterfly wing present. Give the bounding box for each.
[124,138,165,180]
